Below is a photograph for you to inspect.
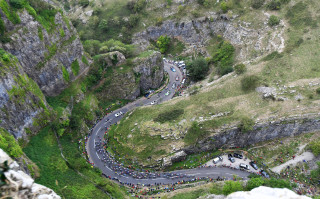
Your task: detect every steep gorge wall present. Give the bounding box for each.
[0,52,50,138]
[134,14,285,61]
[184,115,320,154]
[0,8,89,96]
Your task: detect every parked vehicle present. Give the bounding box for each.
[260,170,270,178]
[239,163,249,170]
[233,153,243,159]
[250,161,258,170]
[115,111,123,117]
[228,154,235,163]
[213,156,223,164]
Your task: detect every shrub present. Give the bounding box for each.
[61,65,69,82]
[267,0,281,10]
[222,181,244,195]
[268,15,280,26]
[154,109,184,123]
[308,138,320,156]
[212,41,235,76]
[251,0,265,9]
[238,117,255,133]
[9,0,24,9]
[241,75,259,92]
[188,57,209,81]
[156,35,171,54]
[79,0,89,7]
[71,60,80,76]
[184,122,208,145]
[234,64,246,74]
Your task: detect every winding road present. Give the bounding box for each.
[86,61,250,185]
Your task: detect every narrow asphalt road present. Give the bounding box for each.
[86,62,250,185]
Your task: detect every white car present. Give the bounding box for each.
[151,101,157,105]
[115,111,123,117]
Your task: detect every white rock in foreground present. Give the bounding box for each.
[0,148,61,199]
[202,186,310,199]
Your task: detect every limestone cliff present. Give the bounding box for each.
[133,51,164,92]
[0,51,50,138]
[0,148,61,199]
[0,2,90,96]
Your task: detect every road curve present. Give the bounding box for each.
[86,61,250,185]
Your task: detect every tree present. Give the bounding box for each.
[156,35,171,54]
[222,181,244,195]
[188,57,209,81]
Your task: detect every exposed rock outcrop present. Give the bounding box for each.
[184,115,320,154]
[133,14,285,61]
[0,52,50,138]
[0,149,61,199]
[201,186,310,199]
[0,7,90,96]
[133,51,164,92]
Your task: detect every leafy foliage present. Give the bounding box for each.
[212,41,235,76]
[251,0,265,9]
[222,181,244,195]
[0,128,23,158]
[238,117,255,133]
[234,64,246,75]
[268,15,280,26]
[156,35,171,54]
[71,60,80,76]
[308,138,320,156]
[241,75,259,92]
[188,57,209,81]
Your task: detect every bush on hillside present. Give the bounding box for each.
[9,0,24,9]
[212,41,235,76]
[154,109,184,123]
[238,117,255,133]
[308,138,320,156]
[156,35,171,54]
[267,0,281,10]
[241,75,259,92]
[188,57,209,81]
[234,64,246,75]
[268,15,280,26]
[222,181,244,195]
[251,0,265,9]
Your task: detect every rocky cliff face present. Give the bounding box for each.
[0,148,61,199]
[133,51,164,92]
[184,115,320,154]
[0,52,50,138]
[0,7,89,96]
[133,14,285,61]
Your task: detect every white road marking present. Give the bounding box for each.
[96,152,100,160]
[96,127,101,135]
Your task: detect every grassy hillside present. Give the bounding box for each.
[107,0,320,166]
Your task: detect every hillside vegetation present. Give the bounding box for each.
[107,0,320,166]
